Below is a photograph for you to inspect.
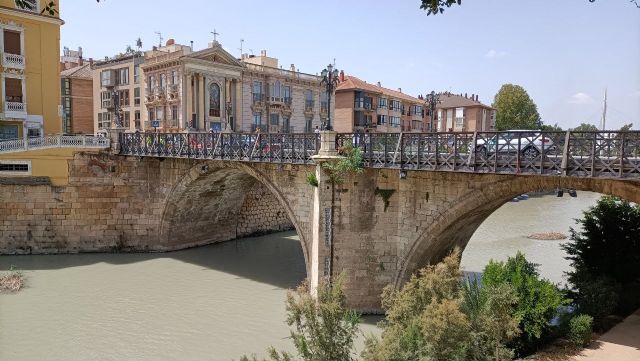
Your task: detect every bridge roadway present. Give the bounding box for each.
[119,130,640,179]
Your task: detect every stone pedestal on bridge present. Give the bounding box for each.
[107,127,127,154]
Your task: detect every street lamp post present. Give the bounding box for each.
[425,91,441,132]
[320,64,339,131]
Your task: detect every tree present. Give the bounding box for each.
[492,84,541,131]
[482,253,568,356]
[419,0,640,16]
[619,123,633,131]
[240,277,360,361]
[571,123,599,132]
[15,0,58,15]
[540,123,563,132]
[562,196,640,323]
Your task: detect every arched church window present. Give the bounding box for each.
[209,83,220,117]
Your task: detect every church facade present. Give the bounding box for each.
[140,40,330,133]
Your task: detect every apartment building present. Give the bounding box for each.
[434,92,496,132]
[335,73,428,133]
[92,53,144,133]
[61,63,93,134]
[0,0,63,139]
[141,38,328,133]
[240,50,328,133]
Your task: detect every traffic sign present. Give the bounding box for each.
[151,120,160,128]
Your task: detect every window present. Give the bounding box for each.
[283,86,291,103]
[148,75,156,90]
[148,109,155,122]
[209,83,221,117]
[270,113,279,126]
[0,161,30,173]
[270,81,281,99]
[122,111,130,128]
[27,128,41,138]
[155,106,164,121]
[101,91,111,108]
[159,74,166,89]
[377,115,387,125]
[390,100,401,111]
[171,105,178,121]
[455,107,464,127]
[378,97,388,109]
[3,30,21,55]
[101,70,113,87]
[134,88,140,106]
[253,112,262,125]
[171,70,179,85]
[390,116,401,127]
[320,91,328,115]
[134,110,141,130]
[413,105,423,116]
[118,89,130,107]
[253,81,262,95]
[61,79,71,96]
[98,112,111,129]
[118,68,129,85]
[134,65,140,84]
[305,90,314,110]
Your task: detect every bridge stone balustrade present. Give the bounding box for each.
[0,130,639,312]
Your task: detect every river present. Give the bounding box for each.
[0,192,601,360]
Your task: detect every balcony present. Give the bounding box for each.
[4,101,27,119]
[167,84,179,101]
[2,53,25,70]
[154,86,166,102]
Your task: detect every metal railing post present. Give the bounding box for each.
[560,130,571,176]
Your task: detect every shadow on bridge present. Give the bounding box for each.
[0,231,306,290]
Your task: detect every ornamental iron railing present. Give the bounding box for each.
[0,135,110,154]
[119,132,320,164]
[118,131,640,179]
[335,131,640,178]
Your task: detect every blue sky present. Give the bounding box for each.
[60,0,640,129]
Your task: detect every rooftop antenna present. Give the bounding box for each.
[238,39,244,56]
[154,31,163,47]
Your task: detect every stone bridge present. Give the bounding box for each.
[0,130,639,312]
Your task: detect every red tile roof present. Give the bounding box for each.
[437,93,494,109]
[336,75,423,104]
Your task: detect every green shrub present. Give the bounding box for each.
[306,173,318,187]
[568,314,593,348]
[563,196,640,319]
[483,252,568,356]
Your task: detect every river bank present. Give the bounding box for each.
[0,192,602,360]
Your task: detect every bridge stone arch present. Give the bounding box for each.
[159,160,315,275]
[394,175,640,289]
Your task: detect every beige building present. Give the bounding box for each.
[141,39,329,133]
[335,73,428,133]
[434,93,496,132]
[92,53,144,133]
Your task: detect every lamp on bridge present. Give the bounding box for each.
[320,64,339,131]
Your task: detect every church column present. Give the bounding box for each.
[184,72,192,129]
[199,74,206,130]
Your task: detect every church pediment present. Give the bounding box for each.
[187,43,243,68]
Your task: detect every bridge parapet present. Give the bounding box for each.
[119,130,640,179]
[0,135,110,154]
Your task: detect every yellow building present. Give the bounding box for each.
[0,0,63,140]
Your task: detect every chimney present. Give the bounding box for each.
[89,58,94,67]
[290,64,296,72]
[465,92,468,98]
[190,41,194,51]
[377,81,381,87]
[339,70,345,82]
[79,56,84,66]
[398,88,402,93]
[476,95,479,101]
[261,50,267,57]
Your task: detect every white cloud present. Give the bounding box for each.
[485,49,508,58]
[568,92,594,105]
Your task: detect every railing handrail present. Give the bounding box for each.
[0,134,110,154]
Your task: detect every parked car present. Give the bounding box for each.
[475,130,557,158]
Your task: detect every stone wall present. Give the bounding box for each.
[237,183,294,237]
